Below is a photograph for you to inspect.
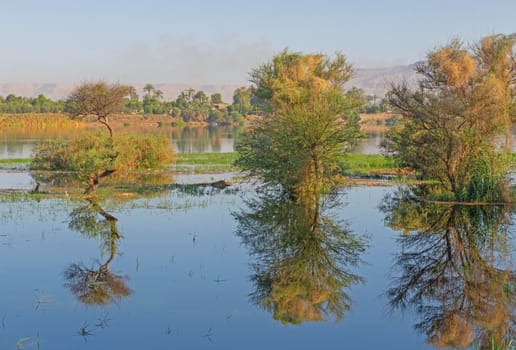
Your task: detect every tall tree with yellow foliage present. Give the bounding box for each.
[385,34,516,202]
[236,50,363,199]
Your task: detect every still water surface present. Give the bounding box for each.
[0,184,513,349]
[0,126,385,159]
[1,124,515,159]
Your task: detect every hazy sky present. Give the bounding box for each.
[1,0,514,84]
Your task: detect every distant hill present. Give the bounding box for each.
[0,63,421,101]
[346,62,421,96]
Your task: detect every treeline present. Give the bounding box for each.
[356,94,388,114]
[0,94,66,113]
[0,85,258,124]
[132,85,256,124]
[0,84,386,120]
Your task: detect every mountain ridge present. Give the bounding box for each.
[0,63,421,102]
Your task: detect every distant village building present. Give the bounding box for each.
[212,103,228,111]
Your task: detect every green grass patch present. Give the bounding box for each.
[0,152,412,177]
[0,158,32,164]
[173,152,239,173]
[509,152,516,169]
[339,154,403,176]
[0,158,32,170]
[176,153,238,165]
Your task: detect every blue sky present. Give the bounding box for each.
[1,0,514,84]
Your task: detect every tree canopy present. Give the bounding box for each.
[66,82,135,137]
[237,50,363,199]
[385,34,516,202]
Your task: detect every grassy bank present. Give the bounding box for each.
[3,152,514,177]
[0,152,405,176]
[172,152,239,173]
[339,153,403,177]
[0,113,85,130]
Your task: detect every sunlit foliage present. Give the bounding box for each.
[66,82,136,137]
[385,34,516,202]
[31,133,174,193]
[237,50,363,199]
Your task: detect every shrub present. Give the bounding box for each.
[31,132,175,192]
[113,134,175,171]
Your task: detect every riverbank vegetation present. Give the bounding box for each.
[385,34,516,203]
[30,133,174,193]
[0,85,387,127]
[0,113,85,130]
[1,33,514,204]
[236,50,363,200]
[0,153,408,178]
[0,84,257,125]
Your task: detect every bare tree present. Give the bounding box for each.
[67,82,134,137]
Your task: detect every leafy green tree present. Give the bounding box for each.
[193,90,208,103]
[143,94,166,114]
[232,86,253,115]
[143,83,155,97]
[206,109,225,123]
[236,50,362,199]
[153,89,163,100]
[385,35,516,202]
[182,88,195,102]
[210,93,223,104]
[66,82,134,137]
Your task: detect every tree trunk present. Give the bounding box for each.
[98,116,113,137]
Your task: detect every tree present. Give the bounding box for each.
[193,90,208,103]
[182,88,195,102]
[232,86,253,115]
[153,89,163,100]
[143,83,155,97]
[66,82,134,137]
[236,50,362,199]
[210,93,223,104]
[385,35,516,202]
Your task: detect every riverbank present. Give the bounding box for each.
[0,112,397,134]
[0,153,404,177]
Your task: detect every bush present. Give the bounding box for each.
[114,134,175,171]
[31,133,175,191]
[31,133,116,174]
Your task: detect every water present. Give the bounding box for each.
[1,124,515,159]
[0,183,513,349]
[0,127,386,159]
[0,126,243,159]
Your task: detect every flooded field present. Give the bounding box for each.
[0,181,514,349]
[0,123,514,349]
[0,126,387,159]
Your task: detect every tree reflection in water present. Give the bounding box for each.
[235,193,367,325]
[382,190,515,349]
[64,198,132,306]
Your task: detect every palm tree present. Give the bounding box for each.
[154,89,164,100]
[143,84,155,97]
[183,88,195,101]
